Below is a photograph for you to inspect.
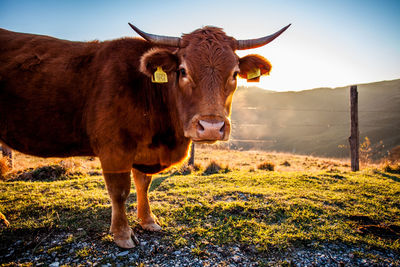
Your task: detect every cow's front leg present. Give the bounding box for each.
[132,169,162,231]
[103,172,138,248]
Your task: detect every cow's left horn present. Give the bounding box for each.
[129,23,181,47]
[237,24,291,50]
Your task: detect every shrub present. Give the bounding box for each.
[257,161,275,171]
[13,165,68,181]
[174,164,193,175]
[281,160,291,167]
[193,163,203,172]
[383,163,400,174]
[203,161,230,175]
[203,161,221,175]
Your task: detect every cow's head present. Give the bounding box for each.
[130,23,290,143]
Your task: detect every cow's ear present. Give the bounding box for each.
[238,54,272,81]
[140,48,179,77]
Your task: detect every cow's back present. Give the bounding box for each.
[0,29,98,157]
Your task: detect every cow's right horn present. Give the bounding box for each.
[129,23,181,47]
[236,24,291,50]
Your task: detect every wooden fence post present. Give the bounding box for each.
[349,85,359,171]
[188,142,195,167]
[1,144,13,169]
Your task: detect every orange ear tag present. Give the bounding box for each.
[151,66,168,83]
[247,68,261,82]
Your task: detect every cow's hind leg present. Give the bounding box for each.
[132,169,162,231]
[103,172,138,248]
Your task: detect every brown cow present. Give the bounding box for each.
[0,23,290,248]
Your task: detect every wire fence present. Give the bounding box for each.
[228,105,399,154]
[236,107,398,114]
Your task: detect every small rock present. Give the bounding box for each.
[5,249,14,257]
[232,246,240,252]
[173,250,182,256]
[49,262,60,267]
[232,255,241,262]
[117,250,129,257]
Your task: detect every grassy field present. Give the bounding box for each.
[0,147,399,265]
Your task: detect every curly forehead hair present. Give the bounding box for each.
[178,27,239,82]
[180,26,237,49]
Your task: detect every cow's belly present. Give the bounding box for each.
[131,163,168,174]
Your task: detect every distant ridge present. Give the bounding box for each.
[231,79,400,158]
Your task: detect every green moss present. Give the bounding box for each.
[47,245,63,254]
[101,234,114,243]
[174,236,189,247]
[75,247,91,258]
[1,168,400,258]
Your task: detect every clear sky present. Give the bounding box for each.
[1,0,399,91]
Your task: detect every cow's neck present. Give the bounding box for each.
[139,80,191,167]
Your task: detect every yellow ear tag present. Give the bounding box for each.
[247,68,261,80]
[152,66,168,83]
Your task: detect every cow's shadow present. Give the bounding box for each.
[373,170,400,183]
[149,175,170,192]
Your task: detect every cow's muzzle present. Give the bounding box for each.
[184,115,231,142]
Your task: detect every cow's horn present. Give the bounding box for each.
[129,23,181,47]
[237,24,291,50]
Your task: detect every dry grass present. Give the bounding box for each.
[195,145,352,172]
[2,146,360,180]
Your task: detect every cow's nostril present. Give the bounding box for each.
[197,121,205,132]
[219,122,225,133]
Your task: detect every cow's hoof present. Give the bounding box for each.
[114,229,138,249]
[141,222,162,232]
[140,215,162,231]
[115,237,135,249]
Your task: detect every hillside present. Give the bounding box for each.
[231,79,400,158]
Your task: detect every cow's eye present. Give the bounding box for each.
[233,71,239,80]
[179,68,187,77]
